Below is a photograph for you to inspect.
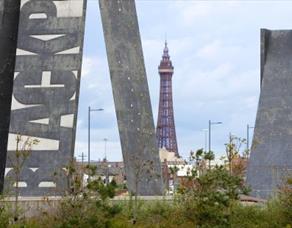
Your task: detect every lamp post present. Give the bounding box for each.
[88,106,103,166]
[103,138,109,184]
[78,152,87,167]
[208,120,223,152]
[247,124,254,152]
[78,152,87,188]
[202,129,208,153]
[103,138,108,161]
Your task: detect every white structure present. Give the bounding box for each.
[159,148,184,163]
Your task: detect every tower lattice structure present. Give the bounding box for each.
[156,42,179,156]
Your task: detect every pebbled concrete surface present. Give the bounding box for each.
[247,29,292,199]
[0,0,20,193]
[4,0,87,196]
[99,0,163,195]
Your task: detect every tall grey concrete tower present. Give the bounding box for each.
[247,29,292,199]
[4,0,87,196]
[99,0,163,195]
[0,0,20,193]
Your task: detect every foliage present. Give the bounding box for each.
[178,165,249,227]
[204,151,215,170]
[231,199,292,228]
[36,169,120,228]
[87,177,117,201]
[0,204,10,227]
[128,155,161,224]
[7,135,39,221]
[2,186,292,227]
[277,177,292,226]
[189,148,213,174]
[224,134,248,177]
[2,137,292,227]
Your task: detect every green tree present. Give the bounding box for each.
[47,163,120,228]
[7,135,39,221]
[204,151,215,170]
[224,134,247,177]
[180,165,249,227]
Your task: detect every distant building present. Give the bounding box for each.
[76,159,125,187]
[159,148,194,194]
[159,148,184,164]
[76,147,188,196]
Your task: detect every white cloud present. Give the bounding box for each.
[173,2,213,26]
[81,57,94,77]
[80,55,113,105]
[171,1,240,27]
[196,40,241,61]
[197,40,221,59]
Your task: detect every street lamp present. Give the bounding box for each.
[103,138,109,184]
[88,106,104,166]
[103,138,108,160]
[78,152,87,167]
[247,124,254,152]
[208,120,223,152]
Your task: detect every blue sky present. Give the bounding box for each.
[74,0,292,162]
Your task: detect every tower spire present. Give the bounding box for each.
[156,42,179,156]
[163,40,169,58]
[164,32,167,46]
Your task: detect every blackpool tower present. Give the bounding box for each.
[156,41,179,156]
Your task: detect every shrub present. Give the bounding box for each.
[178,166,249,227]
[0,205,10,227]
[277,177,292,226]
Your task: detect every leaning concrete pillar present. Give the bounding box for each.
[247,29,292,199]
[99,0,163,195]
[0,0,20,193]
[4,0,87,196]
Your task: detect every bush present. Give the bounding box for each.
[231,203,276,228]
[0,205,10,227]
[178,166,249,227]
[3,163,292,227]
[45,179,121,227]
[277,178,292,226]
